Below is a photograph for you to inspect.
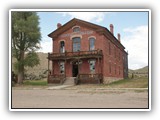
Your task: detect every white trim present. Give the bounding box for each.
[58,39,66,43]
[88,36,96,40]
[70,34,82,40]
[72,25,80,29]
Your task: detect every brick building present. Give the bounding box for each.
[47,18,128,84]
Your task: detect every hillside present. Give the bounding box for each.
[25,52,50,76]
[12,52,50,80]
[129,66,148,74]
[129,66,148,77]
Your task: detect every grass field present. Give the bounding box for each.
[20,76,148,89]
[23,79,47,86]
[102,77,148,88]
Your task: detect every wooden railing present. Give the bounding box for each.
[48,50,102,60]
[75,73,103,85]
[48,74,65,84]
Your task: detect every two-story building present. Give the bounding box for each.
[47,18,128,85]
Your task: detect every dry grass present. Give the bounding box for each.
[69,76,148,90]
[102,77,148,88]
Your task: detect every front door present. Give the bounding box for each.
[72,64,78,77]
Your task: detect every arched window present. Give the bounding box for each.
[72,37,81,52]
[89,37,95,51]
[73,27,80,32]
[60,41,65,53]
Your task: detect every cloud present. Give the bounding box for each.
[38,38,52,53]
[58,12,106,22]
[122,25,148,70]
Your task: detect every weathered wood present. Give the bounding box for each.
[48,74,65,84]
[48,50,103,60]
[76,74,102,84]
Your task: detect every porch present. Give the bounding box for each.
[47,50,103,85]
[48,73,103,85]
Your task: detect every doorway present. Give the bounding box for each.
[72,64,78,77]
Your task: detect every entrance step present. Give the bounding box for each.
[63,77,75,85]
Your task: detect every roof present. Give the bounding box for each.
[48,18,125,50]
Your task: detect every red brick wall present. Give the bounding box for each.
[102,35,124,78]
[51,24,125,78]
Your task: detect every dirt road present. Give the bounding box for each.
[12,86,148,109]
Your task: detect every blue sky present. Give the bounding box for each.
[37,11,149,70]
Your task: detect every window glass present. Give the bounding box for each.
[73,37,81,52]
[89,38,95,51]
[89,60,96,73]
[73,27,80,32]
[59,62,65,74]
[60,41,65,53]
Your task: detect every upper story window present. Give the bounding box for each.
[73,27,80,32]
[72,37,81,52]
[89,38,95,51]
[119,52,121,60]
[109,62,112,74]
[60,41,65,53]
[109,42,111,55]
[114,46,116,58]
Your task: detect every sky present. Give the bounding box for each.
[37,11,149,70]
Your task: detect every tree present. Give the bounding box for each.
[12,12,41,84]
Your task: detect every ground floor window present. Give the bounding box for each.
[89,60,96,73]
[59,62,65,74]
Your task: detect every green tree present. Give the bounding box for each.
[12,12,41,84]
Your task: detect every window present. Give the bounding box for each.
[115,64,116,75]
[89,60,96,73]
[109,42,111,55]
[72,37,81,52]
[114,46,116,58]
[59,62,65,74]
[119,66,120,75]
[89,38,95,51]
[60,41,65,53]
[119,52,120,60]
[109,62,111,73]
[73,27,80,32]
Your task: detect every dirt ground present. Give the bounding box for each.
[11,85,148,109]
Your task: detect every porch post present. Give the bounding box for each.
[65,59,66,77]
[98,57,100,74]
[78,58,80,75]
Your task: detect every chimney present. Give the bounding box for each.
[57,23,62,28]
[117,33,121,42]
[110,24,114,35]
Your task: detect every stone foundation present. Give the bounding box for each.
[103,77,123,84]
